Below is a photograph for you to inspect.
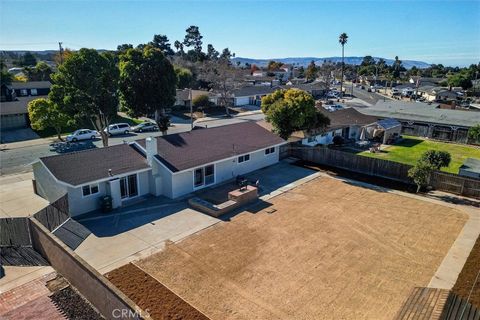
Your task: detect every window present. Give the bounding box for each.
[307,136,316,143]
[30,89,37,96]
[265,147,276,155]
[238,154,250,163]
[194,168,204,187]
[20,89,28,96]
[82,184,99,196]
[194,165,215,188]
[205,165,214,185]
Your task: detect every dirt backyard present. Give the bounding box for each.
[134,177,467,320]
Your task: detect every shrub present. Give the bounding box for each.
[420,150,451,170]
[192,94,212,108]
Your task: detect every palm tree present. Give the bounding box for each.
[338,33,348,96]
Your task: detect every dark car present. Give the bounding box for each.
[131,122,159,133]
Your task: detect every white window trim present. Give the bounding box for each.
[119,173,141,201]
[264,147,276,155]
[82,183,100,198]
[192,164,216,190]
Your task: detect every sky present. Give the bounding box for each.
[1,0,479,67]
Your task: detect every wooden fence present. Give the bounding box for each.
[290,145,413,183]
[431,172,480,199]
[288,144,480,199]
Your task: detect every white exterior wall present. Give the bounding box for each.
[33,162,67,203]
[68,170,151,217]
[169,147,281,199]
[235,96,250,106]
[301,129,342,146]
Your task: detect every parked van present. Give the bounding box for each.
[104,123,131,136]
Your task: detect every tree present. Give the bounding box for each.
[183,25,203,53]
[175,66,194,89]
[174,40,184,54]
[447,71,473,90]
[54,48,73,66]
[305,60,318,82]
[338,33,348,96]
[392,56,403,79]
[119,46,177,135]
[420,150,451,170]
[28,98,69,141]
[267,60,284,71]
[219,48,233,60]
[192,94,211,108]
[49,48,119,146]
[261,88,329,140]
[24,61,53,81]
[468,124,480,143]
[207,44,219,60]
[408,160,436,193]
[1,70,12,86]
[117,44,133,53]
[21,52,37,67]
[149,34,174,56]
[198,58,242,116]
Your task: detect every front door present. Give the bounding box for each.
[120,174,138,199]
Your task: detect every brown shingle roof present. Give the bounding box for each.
[318,107,379,130]
[40,144,150,186]
[137,122,285,172]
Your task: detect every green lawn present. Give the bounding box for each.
[359,136,480,173]
[34,114,143,138]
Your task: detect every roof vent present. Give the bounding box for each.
[108,169,113,176]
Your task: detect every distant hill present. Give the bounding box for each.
[232,56,431,69]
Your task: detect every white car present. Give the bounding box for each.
[104,123,131,136]
[66,129,98,142]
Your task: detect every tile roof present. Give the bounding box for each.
[136,122,285,172]
[40,143,150,186]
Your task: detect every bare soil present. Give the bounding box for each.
[452,235,480,308]
[106,263,209,320]
[137,177,467,320]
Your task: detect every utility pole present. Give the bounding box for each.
[58,42,64,64]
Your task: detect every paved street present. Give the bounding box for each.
[0,113,264,176]
[340,84,390,106]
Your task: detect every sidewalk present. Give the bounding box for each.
[1,136,57,151]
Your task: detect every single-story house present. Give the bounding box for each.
[232,85,280,107]
[459,158,480,179]
[357,101,480,143]
[33,122,286,217]
[175,89,218,107]
[296,108,380,146]
[281,81,327,98]
[1,83,16,102]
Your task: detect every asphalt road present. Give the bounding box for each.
[340,84,389,106]
[0,113,264,176]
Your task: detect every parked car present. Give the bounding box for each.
[104,123,131,136]
[66,129,98,142]
[131,122,159,133]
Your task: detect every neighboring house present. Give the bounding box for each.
[1,83,16,102]
[232,86,279,107]
[282,81,327,98]
[243,76,279,87]
[33,122,286,217]
[459,158,480,179]
[296,108,379,146]
[175,89,218,107]
[1,81,51,131]
[11,81,51,97]
[357,100,480,143]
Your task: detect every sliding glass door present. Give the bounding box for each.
[120,174,138,199]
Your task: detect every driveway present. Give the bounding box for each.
[0,172,48,218]
[0,128,40,144]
